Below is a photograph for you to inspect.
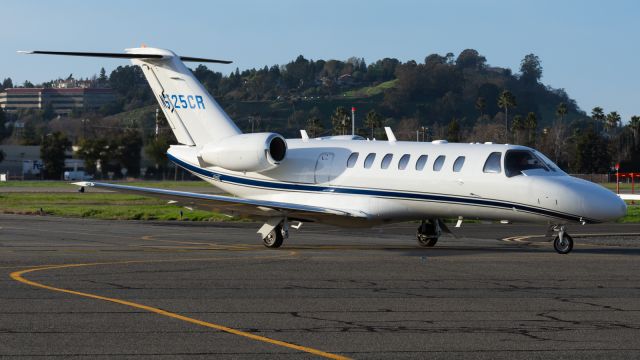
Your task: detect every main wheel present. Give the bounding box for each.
[553,234,573,254]
[263,225,284,248]
[416,232,438,247]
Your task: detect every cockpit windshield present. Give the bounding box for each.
[505,150,552,177]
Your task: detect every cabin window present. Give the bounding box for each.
[453,156,465,172]
[504,150,549,177]
[483,152,502,173]
[398,154,410,170]
[433,155,445,171]
[415,155,428,170]
[364,153,376,169]
[347,152,359,168]
[381,153,393,169]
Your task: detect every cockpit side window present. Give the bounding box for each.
[504,150,549,177]
[483,152,502,173]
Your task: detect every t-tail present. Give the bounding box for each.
[19,48,242,146]
[20,48,288,173]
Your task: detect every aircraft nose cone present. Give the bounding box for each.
[580,181,627,222]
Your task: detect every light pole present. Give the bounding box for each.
[351,107,356,136]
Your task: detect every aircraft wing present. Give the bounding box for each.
[73,181,367,221]
[618,194,640,201]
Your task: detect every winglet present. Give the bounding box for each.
[384,127,396,143]
[300,130,309,141]
[17,50,34,55]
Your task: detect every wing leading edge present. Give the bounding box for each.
[73,182,367,221]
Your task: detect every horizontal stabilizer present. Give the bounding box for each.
[18,50,232,64]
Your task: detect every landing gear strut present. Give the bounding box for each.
[551,225,573,254]
[416,219,441,247]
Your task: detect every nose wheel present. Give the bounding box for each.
[551,225,573,254]
[416,219,441,247]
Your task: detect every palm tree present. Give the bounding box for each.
[475,97,486,118]
[556,102,568,122]
[497,90,516,142]
[525,112,537,147]
[364,110,382,139]
[605,111,621,133]
[306,116,323,138]
[511,115,523,143]
[630,115,640,148]
[591,106,605,133]
[331,106,351,135]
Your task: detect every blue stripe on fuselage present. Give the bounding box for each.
[167,153,595,223]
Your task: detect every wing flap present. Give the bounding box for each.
[73,182,366,220]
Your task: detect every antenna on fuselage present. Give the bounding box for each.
[384,127,396,143]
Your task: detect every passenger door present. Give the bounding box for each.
[314,152,334,184]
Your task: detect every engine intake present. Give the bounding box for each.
[198,133,287,172]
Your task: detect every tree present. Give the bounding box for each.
[306,116,323,138]
[20,121,40,145]
[331,106,350,135]
[475,97,486,118]
[591,106,605,133]
[605,111,621,132]
[2,78,13,89]
[0,149,5,164]
[114,130,143,178]
[455,49,486,70]
[447,118,461,142]
[23,80,35,88]
[556,102,568,122]
[144,135,171,179]
[511,114,524,143]
[40,132,70,180]
[364,110,383,139]
[630,115,640,148]
[98,67,108,86]
[0,109,11,140]
[571,127,610,173]
[520,53,542,85]
[77,138,109,176]
[525,112,538,147]
[497,90,516,141]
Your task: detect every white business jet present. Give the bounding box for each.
[21,47,628,254]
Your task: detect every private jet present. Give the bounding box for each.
[20,47,629,254]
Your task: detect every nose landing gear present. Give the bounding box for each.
[417,219,441,247]
[551,225,574,254]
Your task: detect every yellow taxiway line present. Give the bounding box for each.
[9,256,350,360]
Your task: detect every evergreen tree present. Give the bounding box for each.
[447,118,460,142]
[520,54,543,85]
[40,132,71,180]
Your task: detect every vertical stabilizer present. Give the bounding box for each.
[127,47,241,146]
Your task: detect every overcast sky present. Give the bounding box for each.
[1,0,638,121]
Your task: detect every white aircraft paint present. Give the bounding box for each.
[22,47,628,253]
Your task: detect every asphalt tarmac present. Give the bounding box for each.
[1,214,639,359]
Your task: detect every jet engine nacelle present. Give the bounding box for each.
[198,133,287,172]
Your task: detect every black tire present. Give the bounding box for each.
[263,225,284,248]
[416,232,438,247]
[553,234,573,254]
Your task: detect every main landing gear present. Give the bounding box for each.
[551,225,574,254]
[416,219,441,247]
[258,217,290,249]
